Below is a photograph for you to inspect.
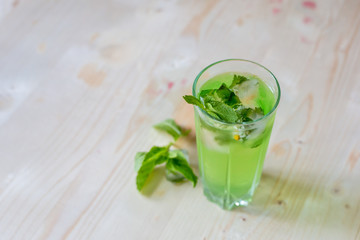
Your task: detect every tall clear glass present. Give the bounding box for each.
[193,59,281,210]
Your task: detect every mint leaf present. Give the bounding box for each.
[165,150,187,182]
[229,75,248,88]
[195,84,242,123]
[136,145,170,191]
[236,107,264,122]
[154,119,189,141]
[136,159,157,191]
[136,145,198,191]
[183,95,205,110]
[206,100,238,122]
[166,150,197,187]
[226,92,241,107]
[145,145,170,165]
[134,152,146,172]
[205,109,221,119]
[217,84,241,107]
[200,85,240,106]
[184,75,263,125]
[199,89,213,98]
[183,95,221,119]
[235,107,251,122]
[215,84,232,100]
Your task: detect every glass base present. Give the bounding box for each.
[203,188,253,210]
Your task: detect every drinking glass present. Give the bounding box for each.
[193,59,281,210]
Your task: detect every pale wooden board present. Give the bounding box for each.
[0,0,359,239]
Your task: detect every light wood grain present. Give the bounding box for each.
[0,0,360,239]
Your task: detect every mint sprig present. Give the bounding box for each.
[183,75,264,124]
[135,120,197,191]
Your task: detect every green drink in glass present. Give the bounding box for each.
[184,59,280,210]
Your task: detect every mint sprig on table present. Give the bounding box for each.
[153,119,190,141]
[183,74,264,123]
[135,119,197,191]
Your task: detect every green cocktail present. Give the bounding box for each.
[186,59,280,209]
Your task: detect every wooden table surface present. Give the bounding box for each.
[1,0,360,239]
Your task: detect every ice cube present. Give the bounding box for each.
[247,107,264,121]
[246,122,266,140]
[201,128,228,152]
[232,79,259,109]
[243,122,268,148]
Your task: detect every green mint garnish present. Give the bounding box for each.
[183,95,205,110]
[229,75,248,88]
[165,149,197,185]
[205,100,238,122]
[135,120,197,191]
[153,119,190,141]
[235,106,264,123]
[183,75,264,124]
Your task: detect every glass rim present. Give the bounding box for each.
[192,59,281,126]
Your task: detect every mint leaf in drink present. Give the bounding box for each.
[226,92,241,108]
[236,107,264,122]
[134,152,146,172]
[198,89,212,98]
[136,145,170,191]
[183,95,205,110]
[206,110,221,119]
[235,107,251,122]
[154,119,189,141]
[215,84,232,100]
[183,74,265,125]
[183,95,221,119]
[206,100,238,122]
[166,149,197,187]
[229,75,248,88]
[199,84,237,105]
[196,84,242,123]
